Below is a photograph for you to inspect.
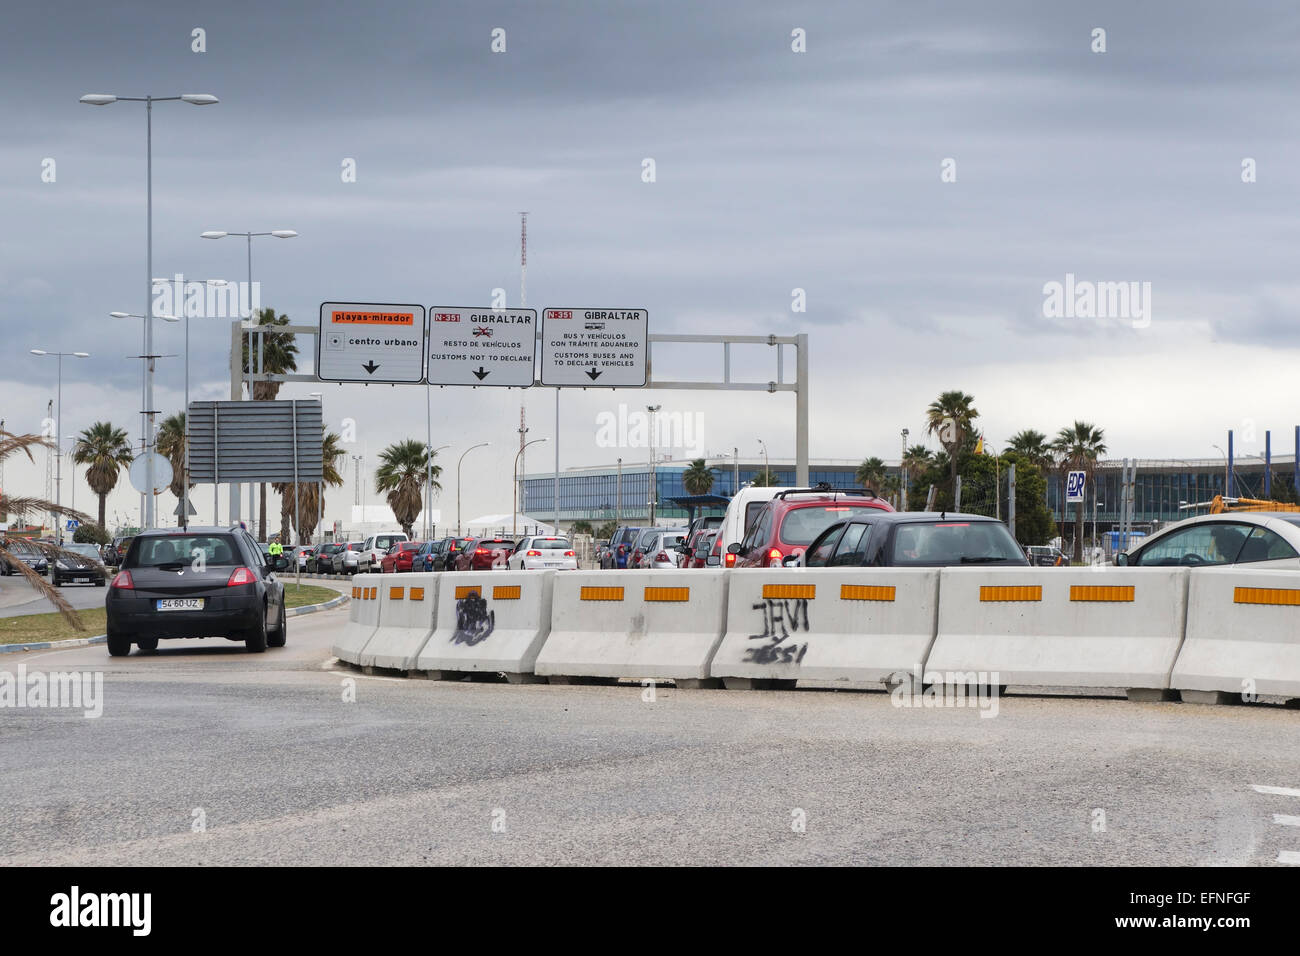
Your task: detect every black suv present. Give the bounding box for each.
[105,526,289,656]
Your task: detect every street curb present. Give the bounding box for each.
[0,594,349,654]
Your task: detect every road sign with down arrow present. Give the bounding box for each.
[539,308,648,387]
[317,302,426,384]
[425,307,536,387]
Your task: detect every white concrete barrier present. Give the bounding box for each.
[414,571,554,681]
[356,573,439,671]
[332,578,382,665]
[710,568,940,688]
[926,568,1189,696]
[1172,568,1300,702]
[534,570,729,684]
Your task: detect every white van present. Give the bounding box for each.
[360,531,409,572]
[710,486,797,566]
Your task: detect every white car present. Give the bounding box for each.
[1115,512,1300,569]
[507,536,578,571]
[634,529,690,569]
[359,531,408,573]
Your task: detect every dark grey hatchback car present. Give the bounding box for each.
[105,526,289,656]
[794,512,1030,568]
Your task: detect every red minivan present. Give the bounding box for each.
[730,489,894,568]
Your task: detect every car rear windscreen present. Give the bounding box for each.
[888,521,1025,566]
[530,538,572,549]
[779,504,877,545]
[129,535,241,567]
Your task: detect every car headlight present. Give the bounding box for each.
[55,560,69,569]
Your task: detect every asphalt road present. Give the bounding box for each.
[2,605,1298,866]
[0,573,108,618]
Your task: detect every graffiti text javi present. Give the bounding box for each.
[744,598,810,664]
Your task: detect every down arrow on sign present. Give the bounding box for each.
[473,366,490,381]
[361,361,380,375]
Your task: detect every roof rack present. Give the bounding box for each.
[774,483,876,501]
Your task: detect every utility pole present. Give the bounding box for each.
[648,405,661,523]
[901,427,909,511]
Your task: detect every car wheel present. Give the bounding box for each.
[245,607,268,653]
[137,637,159,653]
[267,601,287,648]
[107,630,132,657]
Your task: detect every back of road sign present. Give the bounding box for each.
[318,302,426,384]
[539,308,648,387]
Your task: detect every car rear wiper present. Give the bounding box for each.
[960,556,1012,563]
[154,561,187,571]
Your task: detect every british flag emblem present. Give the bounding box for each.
[473,326,493,337]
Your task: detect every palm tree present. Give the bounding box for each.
[926,391,979,499]
[275,430,348,544]
[72,422,134,529]
[751,467,781,487]
[682,458,715,495]
[900,444,933,510]
[242,307,299,540]
[0,427,89,625]
[155,413,191,503]
[1052,421,1107,562]
[856,456,886,490]
[1008,429,1053,472]
[374,439,442,538]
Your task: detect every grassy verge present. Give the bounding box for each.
[0,585,342,645]
[0,608,107,645]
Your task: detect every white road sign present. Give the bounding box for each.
[539,308,648,387]
[1066,470,1086,503]
[317,302,426,384]
[426,307,537,387]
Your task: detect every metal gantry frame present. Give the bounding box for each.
[226,323,810,528]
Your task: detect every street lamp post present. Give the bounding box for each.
[513,438,547,537]
[81,91,218,529]
[110,311,179,526]
[901,428,910,510]
[152,276,226,528]
[457,443,489,536]
[757,438,769,484]
[200,227,297,529]
[30,350,89,544]
[647,405,661,524]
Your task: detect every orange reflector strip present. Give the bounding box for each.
[1070,585,1134,603]
[1234,586,1300,606]
[645,586,690,602]
[351,586,359,598]
[410,587,425,601]
[979,585,1042,602]
[389,587,405,600]
[841,585,896,602]
[763,584,815,600]
[581,586,624,601]
[493,585,521,600]
[455,585,482,599]
[366,587,376,600]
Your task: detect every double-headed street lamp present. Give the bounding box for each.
[513,438,548,537]
[81,91,219,528]
[30,350,89,543]
[457,443,490,537]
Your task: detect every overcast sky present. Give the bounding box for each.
[3,0,1300,530]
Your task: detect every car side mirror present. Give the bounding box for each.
[781,554,800,567]
[726,542,741,554]
[272,556,289,571]
[1114,552,1128,566]
[706,555,721,566]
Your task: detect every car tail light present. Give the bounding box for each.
[563,550,575,557]
[475,548,489,555]
[724,552,736,568]
[655,551,669,563]
[226,567,257,587]
[767,548,783,566]
[526,550,541,556]
[110,570,134,589]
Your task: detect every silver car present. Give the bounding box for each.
[1116,512,1300,569]
[635,529,690,569]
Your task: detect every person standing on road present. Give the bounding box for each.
[268,540,283,558]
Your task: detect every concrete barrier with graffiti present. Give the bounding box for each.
[332,577,383,665]
[356,573,440,672]
[534,569,730,685]
[415,570,555,682]
[710,568,941,689]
